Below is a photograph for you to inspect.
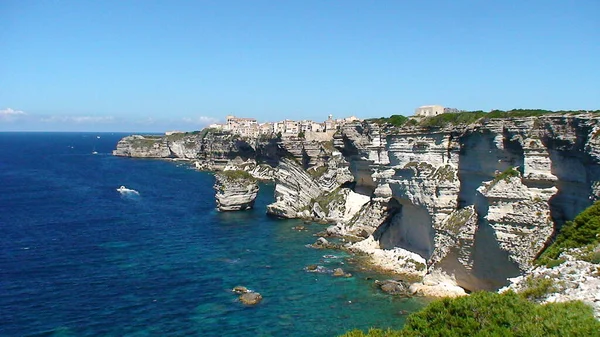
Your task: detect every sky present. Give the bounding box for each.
[1,0,599,132]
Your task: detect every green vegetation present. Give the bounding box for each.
[307,165,328,179]
[406,258,426,272]
[421,111,487,127]
[165,132,190,141]
[403,161,435,172]
[443,207,475,234]
[366,115,410,127]
[369,109,600,129]
[485,167,521,191]
[494,166,521,182]
[198,127,218,139]
[340,291,600,337]
[486,109,600,118]
[314,188,346,216]
[218,170,255,181]
[537,201,600,266]
[131,137,161,148]
[519,276,559,301]
[431,164,456,183]
[298,131,305,139]
[321,140,336,152]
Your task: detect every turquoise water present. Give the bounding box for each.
[0,133,424,336]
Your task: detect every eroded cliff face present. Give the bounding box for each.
[334,114,600,292]
[113,114,600,294]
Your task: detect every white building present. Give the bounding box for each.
[415,105,445,117]
[225,115,257,131]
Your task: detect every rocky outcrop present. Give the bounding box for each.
[477,172,556,270]
[501,258,600,318]
[113,135,174,158]
[239,292,263,305]
[266,158,323,218]
[213,171,259,211]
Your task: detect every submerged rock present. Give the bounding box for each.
[239,292,263,305]
[232,286,249,294]
[214,170,259,211]
[311,237,343,250]
[332,268,345,277]
[332,267,352,278]
[375,279,411,296]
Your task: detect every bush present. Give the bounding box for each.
[494,166,521,182]
[537,201,600,266]
[340,292,600,337]
[420,111,487,127]
[366,115,409,127]
[218,170,255,181]
[519,276,558,301]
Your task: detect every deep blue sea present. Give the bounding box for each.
[0,132,424,337]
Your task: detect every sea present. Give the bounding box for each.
[0,132,424,337]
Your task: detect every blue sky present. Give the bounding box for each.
[1,0,599,132]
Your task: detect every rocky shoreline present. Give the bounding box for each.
[113,113,600,317]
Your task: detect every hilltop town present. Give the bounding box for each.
[197,105,455,138]
[207,114,361,138]
[165,105,458,138]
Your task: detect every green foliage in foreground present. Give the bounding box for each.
[340,291,600,337]
[537,201,600,266]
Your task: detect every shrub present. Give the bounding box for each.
[218,170,255,181]
[420,111,487,127]
[494,166,521,182]
[519,276,558,301]
[340,291,600,337]
[537,201,600,266]
[308,165,328,179]
[366,115,409,127]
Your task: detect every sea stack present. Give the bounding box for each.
[214,170,259,211]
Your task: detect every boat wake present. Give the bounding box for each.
[117,186,140,195]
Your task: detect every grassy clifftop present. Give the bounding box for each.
[367,109,600,128]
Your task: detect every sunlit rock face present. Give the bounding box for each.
[213,173,259,211]
[114,114,600,293]
[336,115,600,291]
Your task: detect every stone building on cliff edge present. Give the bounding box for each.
[415,105,445,117]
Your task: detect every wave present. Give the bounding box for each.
[116,186,139,195]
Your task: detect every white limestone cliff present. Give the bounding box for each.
[213,172,259,211]
[114,114,600,299]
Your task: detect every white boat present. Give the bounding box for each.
[117,186,139,195]
[92,151,98,155]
